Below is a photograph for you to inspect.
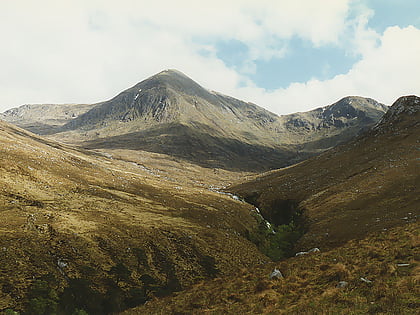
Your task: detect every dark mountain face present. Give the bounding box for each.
[1,70,388,171]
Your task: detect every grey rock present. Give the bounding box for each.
[269,268,283,279]
[57,259,68,268]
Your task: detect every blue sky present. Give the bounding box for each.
[219,38,360,90]
[0,0,419,114]
[366,0,420,32]
[214,0,420,91]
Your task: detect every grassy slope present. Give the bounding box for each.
[0,121,269,313]
[124,222,419,315]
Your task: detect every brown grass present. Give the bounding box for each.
[124,223,419,314]
[0,121,269,313]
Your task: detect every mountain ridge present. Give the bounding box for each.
[1,70,388,171]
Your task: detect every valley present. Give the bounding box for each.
[0,71,418,315]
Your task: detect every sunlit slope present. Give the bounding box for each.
[0,120,268,313]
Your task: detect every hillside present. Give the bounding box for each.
[124,223,419,315]
[1,70,387,172]
[230,95,419,250]
[0,120,270,314]
[124,96,419,314]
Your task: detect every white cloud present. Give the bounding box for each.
[0,0,418,116]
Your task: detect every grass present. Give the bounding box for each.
[125,222,419,314]
[0,121,269,314]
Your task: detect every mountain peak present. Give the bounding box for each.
[156,69,189,77]
[330,96,387,111]
[373,95,419,132]
[386,95,420,115]
[137,69,202,90]
[315,96,388,124]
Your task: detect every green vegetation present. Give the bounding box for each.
[263,223,302,261]
[26,279,59,315]
[247,208,305,261]
[19,259,182,314]
[110,262,132,283]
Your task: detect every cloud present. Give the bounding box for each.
[239,26,420,114]
[0,0,418,116]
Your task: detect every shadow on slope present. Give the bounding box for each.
[82,123,301,172]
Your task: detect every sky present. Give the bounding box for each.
[0,0,419,115]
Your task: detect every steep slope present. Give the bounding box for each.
[0,120,270,314]
[230,95,419,250]
[2,70,387,171]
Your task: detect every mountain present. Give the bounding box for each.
[0,103,94,135]
[278,96,388,152]
[124,95,419,315]
[1,70,387,171]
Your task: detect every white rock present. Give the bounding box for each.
[57,259,68,268]
[308,247,320,253]
[337,281,348,288]
[360,277,372,283]
[269,268,283,279]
